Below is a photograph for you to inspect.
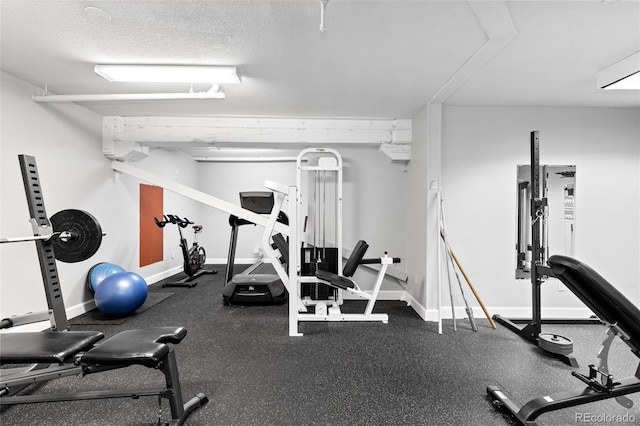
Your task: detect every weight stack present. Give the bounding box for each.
[301,247,338,300]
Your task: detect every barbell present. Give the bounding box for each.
[0,209,104,263]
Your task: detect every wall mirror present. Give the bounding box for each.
[515,164,576,279]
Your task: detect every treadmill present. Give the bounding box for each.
[222,192,288,305]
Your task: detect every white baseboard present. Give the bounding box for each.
[0,298,98,333]
[335,290,436,322]
[143,265,183,284]
[394,304,598,324]
[395,291,429,321]
[211,257,260,265]
[342,290,407,301]
[426,306,596,322]
[5,262,598,334]
[0,321,51,333]
[484,306,596,320]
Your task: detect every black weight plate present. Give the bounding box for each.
[50,209,102,263]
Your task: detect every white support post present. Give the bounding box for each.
[287,185,302,336]
[364,260,390,316]
[261,186,288,288]
[263,180,303,337]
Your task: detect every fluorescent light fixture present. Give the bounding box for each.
[33,91,225,103]
[597,51,640,90]
[32,85,225,103]
[95,65,241,84]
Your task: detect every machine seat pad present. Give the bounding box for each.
[80,327,186,368]
[316,270,355,290]
[0,331,104,364]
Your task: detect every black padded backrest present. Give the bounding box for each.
[343,240,369,277]
[271,233,289,266]
[547,255,640,355]
[240,192,274,214]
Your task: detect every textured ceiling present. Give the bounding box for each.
[1,0,639,121]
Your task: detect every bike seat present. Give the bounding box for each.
[193,225,203,233]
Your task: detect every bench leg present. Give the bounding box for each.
[161,348,209,425]
[364,263,388,316]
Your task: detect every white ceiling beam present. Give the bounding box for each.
[193,156,300,163]
[104,116,411,146]
[467,1,518,40]
[429,1,517,104]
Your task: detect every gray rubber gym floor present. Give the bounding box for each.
[2,267,639,426]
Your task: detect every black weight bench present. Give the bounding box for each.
[0,326,208,425]
[488,255,640,425]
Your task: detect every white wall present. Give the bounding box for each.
[404,105,429,315]
[0,72,199,321]
[440,106,640,317]
[196,160,297,264]
[3,67,637,325]
[1,71,107,319]
[197,147,408,293]
[125,148,202,279]
[0,70,409,326]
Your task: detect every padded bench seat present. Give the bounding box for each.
[0,327,187,369]
[0,331,104,364]
[80,326,187,368]
[316,269,356,290]
[314,240,369,290]
[0,326,207,423]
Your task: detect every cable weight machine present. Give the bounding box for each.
[269,148,395,334]
[493,131,589,366]
[297,148,343,307]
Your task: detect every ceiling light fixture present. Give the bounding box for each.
[32,84,225,103]
[597,51,640,90]
[31,65,239,103]
[94,65,241,84]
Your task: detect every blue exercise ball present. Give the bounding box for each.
[94,272,148,316]
[87,262,126,294]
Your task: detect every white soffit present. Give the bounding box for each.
[597,51,640,90]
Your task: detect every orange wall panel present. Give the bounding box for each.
[139,184,163,267]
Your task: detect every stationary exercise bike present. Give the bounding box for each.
[154,215,216,287]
